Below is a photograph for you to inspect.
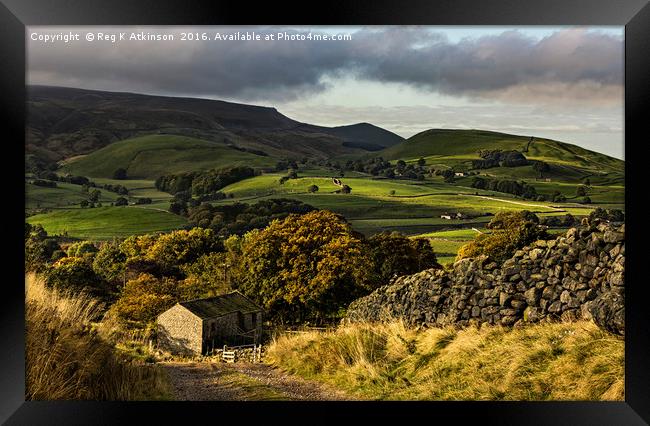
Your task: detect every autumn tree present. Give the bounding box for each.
[456,210,547,264]
[110,273,178,324]
[145,228,222,274]
[180,252,232,297]
[234,210,373,323]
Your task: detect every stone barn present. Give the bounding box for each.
[157,291,263,355]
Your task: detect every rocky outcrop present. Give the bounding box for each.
[346,221,625,335]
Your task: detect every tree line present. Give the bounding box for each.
[25,210,440,328]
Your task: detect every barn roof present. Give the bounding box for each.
[179,291,261,319]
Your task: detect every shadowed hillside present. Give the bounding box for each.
[27,86,403,164]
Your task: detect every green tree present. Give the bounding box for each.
[115,197,128,206]
[25,224,61,272]
[89,189,102,202]
[92,241,127,285]
[366,232,440,285]
[417,157,426,166]
[576,185,588,197]
[44,256,106,297]
[113,168,128,180]
[66,241,98,258]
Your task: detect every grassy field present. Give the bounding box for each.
[26,167,618,242]
[267,320,624,401]
[26,176,173,212]
[218,172,609,228]
[27,128,623,241]
[26,206,187,240]
[414,228,485,265]
[61,134,276,179]
[25,181,122,209]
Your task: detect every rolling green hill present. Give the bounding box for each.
[381,129,624,182]
[60,134,276,179]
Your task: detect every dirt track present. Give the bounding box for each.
[160,361,355,401]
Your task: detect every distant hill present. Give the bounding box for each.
[26,86,403,165]
[60,134,277,179]
[309,123,404,151]
[381,129,624,182]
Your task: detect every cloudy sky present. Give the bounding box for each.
[27,26,624,159]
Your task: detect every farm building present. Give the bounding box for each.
[157,291,263,355]
[441,212,469,220]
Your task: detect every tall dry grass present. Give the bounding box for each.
[25,274,171,400]
[266,320,624,401]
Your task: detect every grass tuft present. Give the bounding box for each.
[266,320,624,400]
[25,274,172,400]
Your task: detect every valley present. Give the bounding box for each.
[25,88,624,263]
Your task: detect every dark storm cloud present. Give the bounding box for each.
[27,26,622,103]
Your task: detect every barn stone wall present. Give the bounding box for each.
[346,220,625,335]
[203,312,263,348]
[204,312,239,343]
[157,305,203,355]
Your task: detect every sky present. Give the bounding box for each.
[27,26,624,159]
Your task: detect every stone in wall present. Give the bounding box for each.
[345,220,625,335]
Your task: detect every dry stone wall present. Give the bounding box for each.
[346,220,625,335]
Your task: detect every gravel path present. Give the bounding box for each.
[160,361,355,401]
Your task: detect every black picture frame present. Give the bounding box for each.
[2,0,648,423]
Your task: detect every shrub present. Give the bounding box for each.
[456,211,547,263]
[66,241,98,258]
[93,241,127,285]
[113,168,128,180]
[44,256,107,298]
